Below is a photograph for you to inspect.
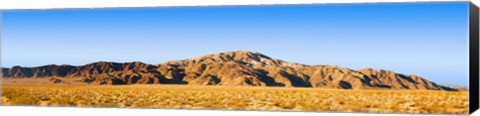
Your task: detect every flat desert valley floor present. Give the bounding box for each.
[1,78,469,114]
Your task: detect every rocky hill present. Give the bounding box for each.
[1,51,459,91]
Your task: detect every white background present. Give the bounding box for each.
[0,0,479,116]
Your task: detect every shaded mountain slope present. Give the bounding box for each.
[0,51,458,91]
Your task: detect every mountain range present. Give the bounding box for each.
[0,51,460,91]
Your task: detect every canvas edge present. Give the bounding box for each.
[469,1,480,114]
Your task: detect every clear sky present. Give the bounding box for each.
[1,2,470,86]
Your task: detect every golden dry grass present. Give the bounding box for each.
[1,85,469,114]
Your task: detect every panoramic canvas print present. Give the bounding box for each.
[0,2,472,115]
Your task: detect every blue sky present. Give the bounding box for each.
[1,2,470,86]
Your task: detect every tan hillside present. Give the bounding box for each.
[0,50,459,91]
